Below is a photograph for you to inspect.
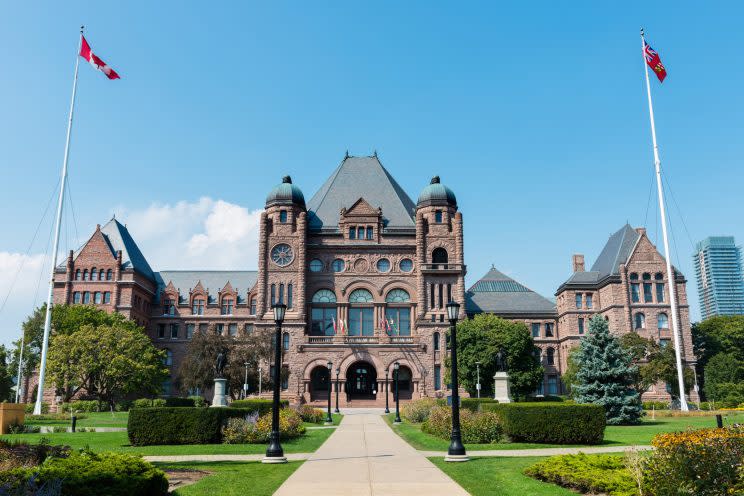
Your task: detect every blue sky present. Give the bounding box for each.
[1,2,743,346]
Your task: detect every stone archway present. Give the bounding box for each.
[346,361,378,400]
[309,365,331,401]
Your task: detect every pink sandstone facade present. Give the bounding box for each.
[33,154,696,406]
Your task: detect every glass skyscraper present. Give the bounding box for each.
[693,236,744,320]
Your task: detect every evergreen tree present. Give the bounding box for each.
[573,315,642,425]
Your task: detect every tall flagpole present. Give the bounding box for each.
[34,26,84,415]
[640,28,689,411]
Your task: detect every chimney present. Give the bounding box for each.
[636,227,647,236]
[572,254,585,273]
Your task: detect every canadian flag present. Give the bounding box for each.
[79,35,120,80]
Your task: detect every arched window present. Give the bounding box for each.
[630,272,639,280]
[75,269,81,280]
[83,269,89,281]
[546,347,555,366]
[91,267,97,281]
[385,289,410,303]
[99,269,105,281]
[433,332,440,351]
[312,289,337,303]
[311,290,336,336]
[431,248,448,265]
[634,312,646,330]
[657,313,669,330]
[348,289,374,336]
[282,332,290,351]
[630,272,640,302]
[654,272,663,280]
[106,269,113,280]
[348,289,374,303]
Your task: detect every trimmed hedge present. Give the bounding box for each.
[230,398,289,415]
[0,450,168,496]
[461,398,499,412]
[482,402,605,445]
[128,407,259,445]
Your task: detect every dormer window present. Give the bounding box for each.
[279,210,288,223]
[435,210,443,223]
[163,299,176,316]
[357,226,365,239]
[192,298,204,315]
[349,227,356,240]
[366,226,373,239]
[221,298,234,315]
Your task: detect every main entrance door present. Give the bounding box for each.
[346,361,377,400]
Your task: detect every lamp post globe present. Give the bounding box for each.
[263,303,287,464]
[445,301,468,462]
[325,361,334,424]
[393,362,402,423]
[334,367,340,413]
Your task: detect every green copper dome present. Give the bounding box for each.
[417,176,457,207]
[266,176,306,208]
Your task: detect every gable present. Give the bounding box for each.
[344,198,380,217]
[73,229,118,265]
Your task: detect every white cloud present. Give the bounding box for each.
[0,198,263,346]
[114,197,263,270]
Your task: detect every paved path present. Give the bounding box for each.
[273,414,469,496]
[419,445,653,458]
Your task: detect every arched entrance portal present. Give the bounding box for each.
[310,365,330,401]
[346,361,377,400]
[395,365,413,400]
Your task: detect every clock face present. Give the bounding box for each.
[271,244,294,267]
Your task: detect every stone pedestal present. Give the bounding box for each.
[211,378,228,407]
[493,371,512,403]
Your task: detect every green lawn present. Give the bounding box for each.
[387,412,744,451]
[0,427,334,455]
[430,457,574,495]
[26,411,129,428]
[158,461,302,496]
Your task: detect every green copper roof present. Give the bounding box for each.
[266,176,306,208]
[417,176,457,207]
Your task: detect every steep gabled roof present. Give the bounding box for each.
[306,155,416,230]
[61,218,155,280]
[153,270,258,304]
[466,266,556,315]
[562,224,641,286]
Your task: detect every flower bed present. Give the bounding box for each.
[422,406,502,444]
[524,453,636,496]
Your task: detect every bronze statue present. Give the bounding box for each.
[215,350,228,378]
[495,349,508,372]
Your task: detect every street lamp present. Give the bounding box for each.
[263,303,287,464]
[334,367,340,413]
[393,362,402,423]
[445,301,468,462]
[384,369,390,414]
[476,361,481,399]
[243,362,250,399]
[325,361,333,424]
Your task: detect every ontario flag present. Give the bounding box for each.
[79,35,120,80]
[644,41,667,82]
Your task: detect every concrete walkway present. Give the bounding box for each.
[273,414,469,496]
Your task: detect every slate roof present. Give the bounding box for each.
[153,270,258,304]
[562,224,641,285]
[465,266,556,316]
[306,155,416,230]
[60,218,155,280]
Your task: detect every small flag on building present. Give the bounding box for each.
[643,41,667,82]
[79,35,120,79]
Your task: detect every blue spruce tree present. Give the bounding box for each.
[573,315,642,425]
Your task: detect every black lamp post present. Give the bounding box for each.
[263,303,287,464]
[384,369,390,414]
[334,367,340,413]
[393,362,402,423]
[445,301,468,462]
[325,361,333,424]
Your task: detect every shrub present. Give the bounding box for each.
[163,397,196,407]
[642,426,744,495]
[422,406,502,444]
[24,403,49,414]
[132,398,167,409]
[524,453,636,496]
[230,398,289,415]
[482,402,605,444]
[51,426,67,433]
[221,414,259,444]
[523,395,565,403]
[0,450,168,496]
[189,396,207,408]
[297,404,325,424]
[7,423,41,434]
[128,407,260,445]
[27,413,88,422]
[401,398,441,423]
[642,401,669,410]
[250,409,305,443]
[60,400,107,413]
[460,398,499,412]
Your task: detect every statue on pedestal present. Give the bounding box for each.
[493,347,512,403]
[211,348,229,407]
[215,350,228,378]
